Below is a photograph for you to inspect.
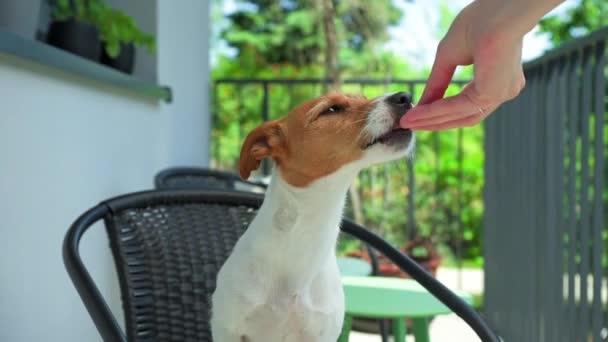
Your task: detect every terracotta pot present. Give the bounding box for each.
[346,237,441,278]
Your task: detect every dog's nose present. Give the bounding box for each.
[386,92,412,107]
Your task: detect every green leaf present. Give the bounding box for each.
[105,42,120,58]
[538,0,608,46]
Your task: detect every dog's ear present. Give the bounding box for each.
[239,120,286,180]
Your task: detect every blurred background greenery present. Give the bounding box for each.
[209,0,607,269]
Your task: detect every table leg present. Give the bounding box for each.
[412,317,430,342]
[379,319,390,342]
[338,315,353,342]
[392,318,407,342]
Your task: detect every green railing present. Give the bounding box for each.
[484,26,608,342]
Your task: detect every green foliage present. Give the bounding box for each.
[338,84,484,261]
[539,0,608,45]
[96,7,155,58]
[50,0,104,24]
[335,0,403,51]
[211,1,484,264]
[222,0,405,66]
[212,79,484,262]
[472,293,484,309]
[49,0,155,57]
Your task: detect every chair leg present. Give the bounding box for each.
[338,315,353,342]
[412,317,430,342]
[379,319,389,342]
[392,318,407,342]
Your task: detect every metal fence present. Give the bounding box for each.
[211,78,480,277]
[484,27,608,342]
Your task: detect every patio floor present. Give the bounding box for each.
[349,267,483,342]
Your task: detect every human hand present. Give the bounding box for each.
[401,0,527,131]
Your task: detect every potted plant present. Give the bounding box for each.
[97,7,155,74]
[46,0,103,61]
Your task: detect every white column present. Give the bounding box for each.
[158,0,211,167]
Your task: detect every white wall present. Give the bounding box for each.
[0,1,210,341]
[0,0,41,39]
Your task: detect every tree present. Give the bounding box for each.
[320,0,340,91]
[539,0,608,45]
[221,0,403,68]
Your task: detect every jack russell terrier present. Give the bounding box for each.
[211,92,415,342]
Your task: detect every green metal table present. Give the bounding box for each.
[337,256,372,277]
[338,276,473,342]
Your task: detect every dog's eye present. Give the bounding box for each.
[321,105,345,115]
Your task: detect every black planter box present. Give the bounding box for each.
[46,19,100,61]
[101,42,135,74]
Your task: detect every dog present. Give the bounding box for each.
[211,92,415,342]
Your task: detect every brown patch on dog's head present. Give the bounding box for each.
[239,93,375,187]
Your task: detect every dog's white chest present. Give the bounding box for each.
[242,281,344,341]
[212,256,345,342]
[211,170,357,342]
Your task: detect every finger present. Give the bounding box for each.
[403,91,478,123]
[417,50,457,105]
[411,103,497,131]
[403,109,469,128]
[411,113,485,131]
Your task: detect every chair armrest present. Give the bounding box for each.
[63,204,127,342]
[340,219,501,342]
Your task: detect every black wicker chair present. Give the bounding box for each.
[154,167,267,193]
[63,189,498,342]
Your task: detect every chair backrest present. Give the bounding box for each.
[154,167,267,193]
[64,190,264,342]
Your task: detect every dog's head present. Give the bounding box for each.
[239,92,415,187]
